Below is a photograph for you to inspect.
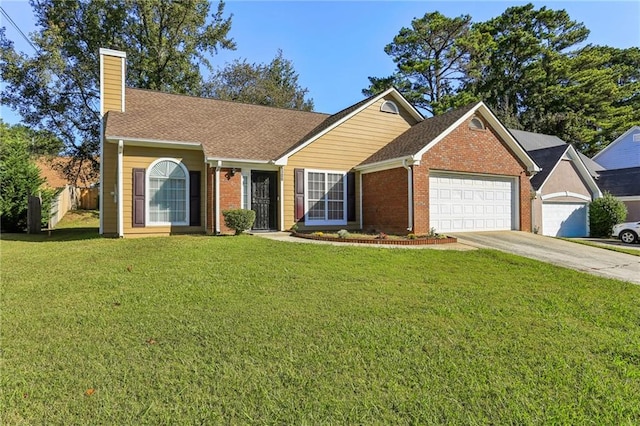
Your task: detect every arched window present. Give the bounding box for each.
[147,159,189,225]
[380,100,399,114]
[469,116,485,130]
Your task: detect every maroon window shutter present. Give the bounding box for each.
[347,172,356,222]
[294,168,305,221]
[132,168,145,227]
[189,171,201,226]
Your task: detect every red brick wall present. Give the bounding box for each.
[418,116,532,233]
[362,167,409,234]
[362,115,532,235]
[207,166,243,235]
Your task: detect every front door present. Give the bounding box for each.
[251,171,277,230]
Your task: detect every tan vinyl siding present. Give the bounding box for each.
[121,146,206,236]
[101,141,118,235]
[102,55,123,113]
[283,95,418,229]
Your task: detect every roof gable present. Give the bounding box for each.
[526,144,601,197]
[274,87,423,163]
[358,102,539,173]
[592,126,640,170]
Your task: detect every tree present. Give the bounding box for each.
[0,123,55,232]
[0,0,235,182]
[204,50,314,111]
[363,11,485,115]
[468,4,589,128]
[527,45,640,155]
[0,120,64,156]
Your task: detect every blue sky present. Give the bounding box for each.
[1,1,639,124]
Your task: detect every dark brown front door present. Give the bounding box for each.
[251,171,277,230]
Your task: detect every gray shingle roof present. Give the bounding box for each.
[360,102,478,165]
[597,167,640,196]
[526,145,570,190]
[104,88,329,161]
[509,129,566,151]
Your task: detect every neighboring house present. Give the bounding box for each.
[99,48,539,237]
[510,130,601,237]
[592,126,640,170]
[592,127,640,221]
[36,157,99,227]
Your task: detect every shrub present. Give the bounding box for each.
[337,229,350,239]
[222,209,256,235]
[407,233,417,240]
[589,192,627,237]
[0,133,55,232]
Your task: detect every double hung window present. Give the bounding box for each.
[305,170,346,225]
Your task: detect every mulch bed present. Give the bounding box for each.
[291,232,457,245]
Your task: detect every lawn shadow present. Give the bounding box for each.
[1,227,102,242]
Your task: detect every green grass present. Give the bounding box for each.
[2,215,640,424]
[561,237,640,257]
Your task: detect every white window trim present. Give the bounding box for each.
[304,169,348,226]
[146,158,190,227]
[241,169,251,210]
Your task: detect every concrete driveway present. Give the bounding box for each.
[453,231,640,284]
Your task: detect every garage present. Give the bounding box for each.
[542,202,588,237]
[429,172,517,232]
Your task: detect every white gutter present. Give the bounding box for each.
[215,160,221,234]
[402,159,413,232]
[117,140,124,237]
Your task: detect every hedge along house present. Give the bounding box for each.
[99,49,540,237]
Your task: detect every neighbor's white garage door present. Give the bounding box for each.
[429,172,517,232]
[542,202,588,237]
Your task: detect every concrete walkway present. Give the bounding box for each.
[252,231,639,284]
[452,231,640,284]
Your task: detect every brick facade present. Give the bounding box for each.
[362,167,409,234]
[206,166,243,234]
[363,116,532,235]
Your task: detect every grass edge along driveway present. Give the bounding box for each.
[2,228,640,424]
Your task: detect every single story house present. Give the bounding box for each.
[510,130,601,237]
[99,48,539,237]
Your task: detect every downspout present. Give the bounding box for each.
[403,159,413,232]
[215,160,221,234]
[203,159,208,234]
[279,166,285,231]
[117,140,124,238]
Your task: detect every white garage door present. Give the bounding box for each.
[429,172,516,232]
[542,202,588,237]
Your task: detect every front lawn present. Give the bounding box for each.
[2,226,639,424]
